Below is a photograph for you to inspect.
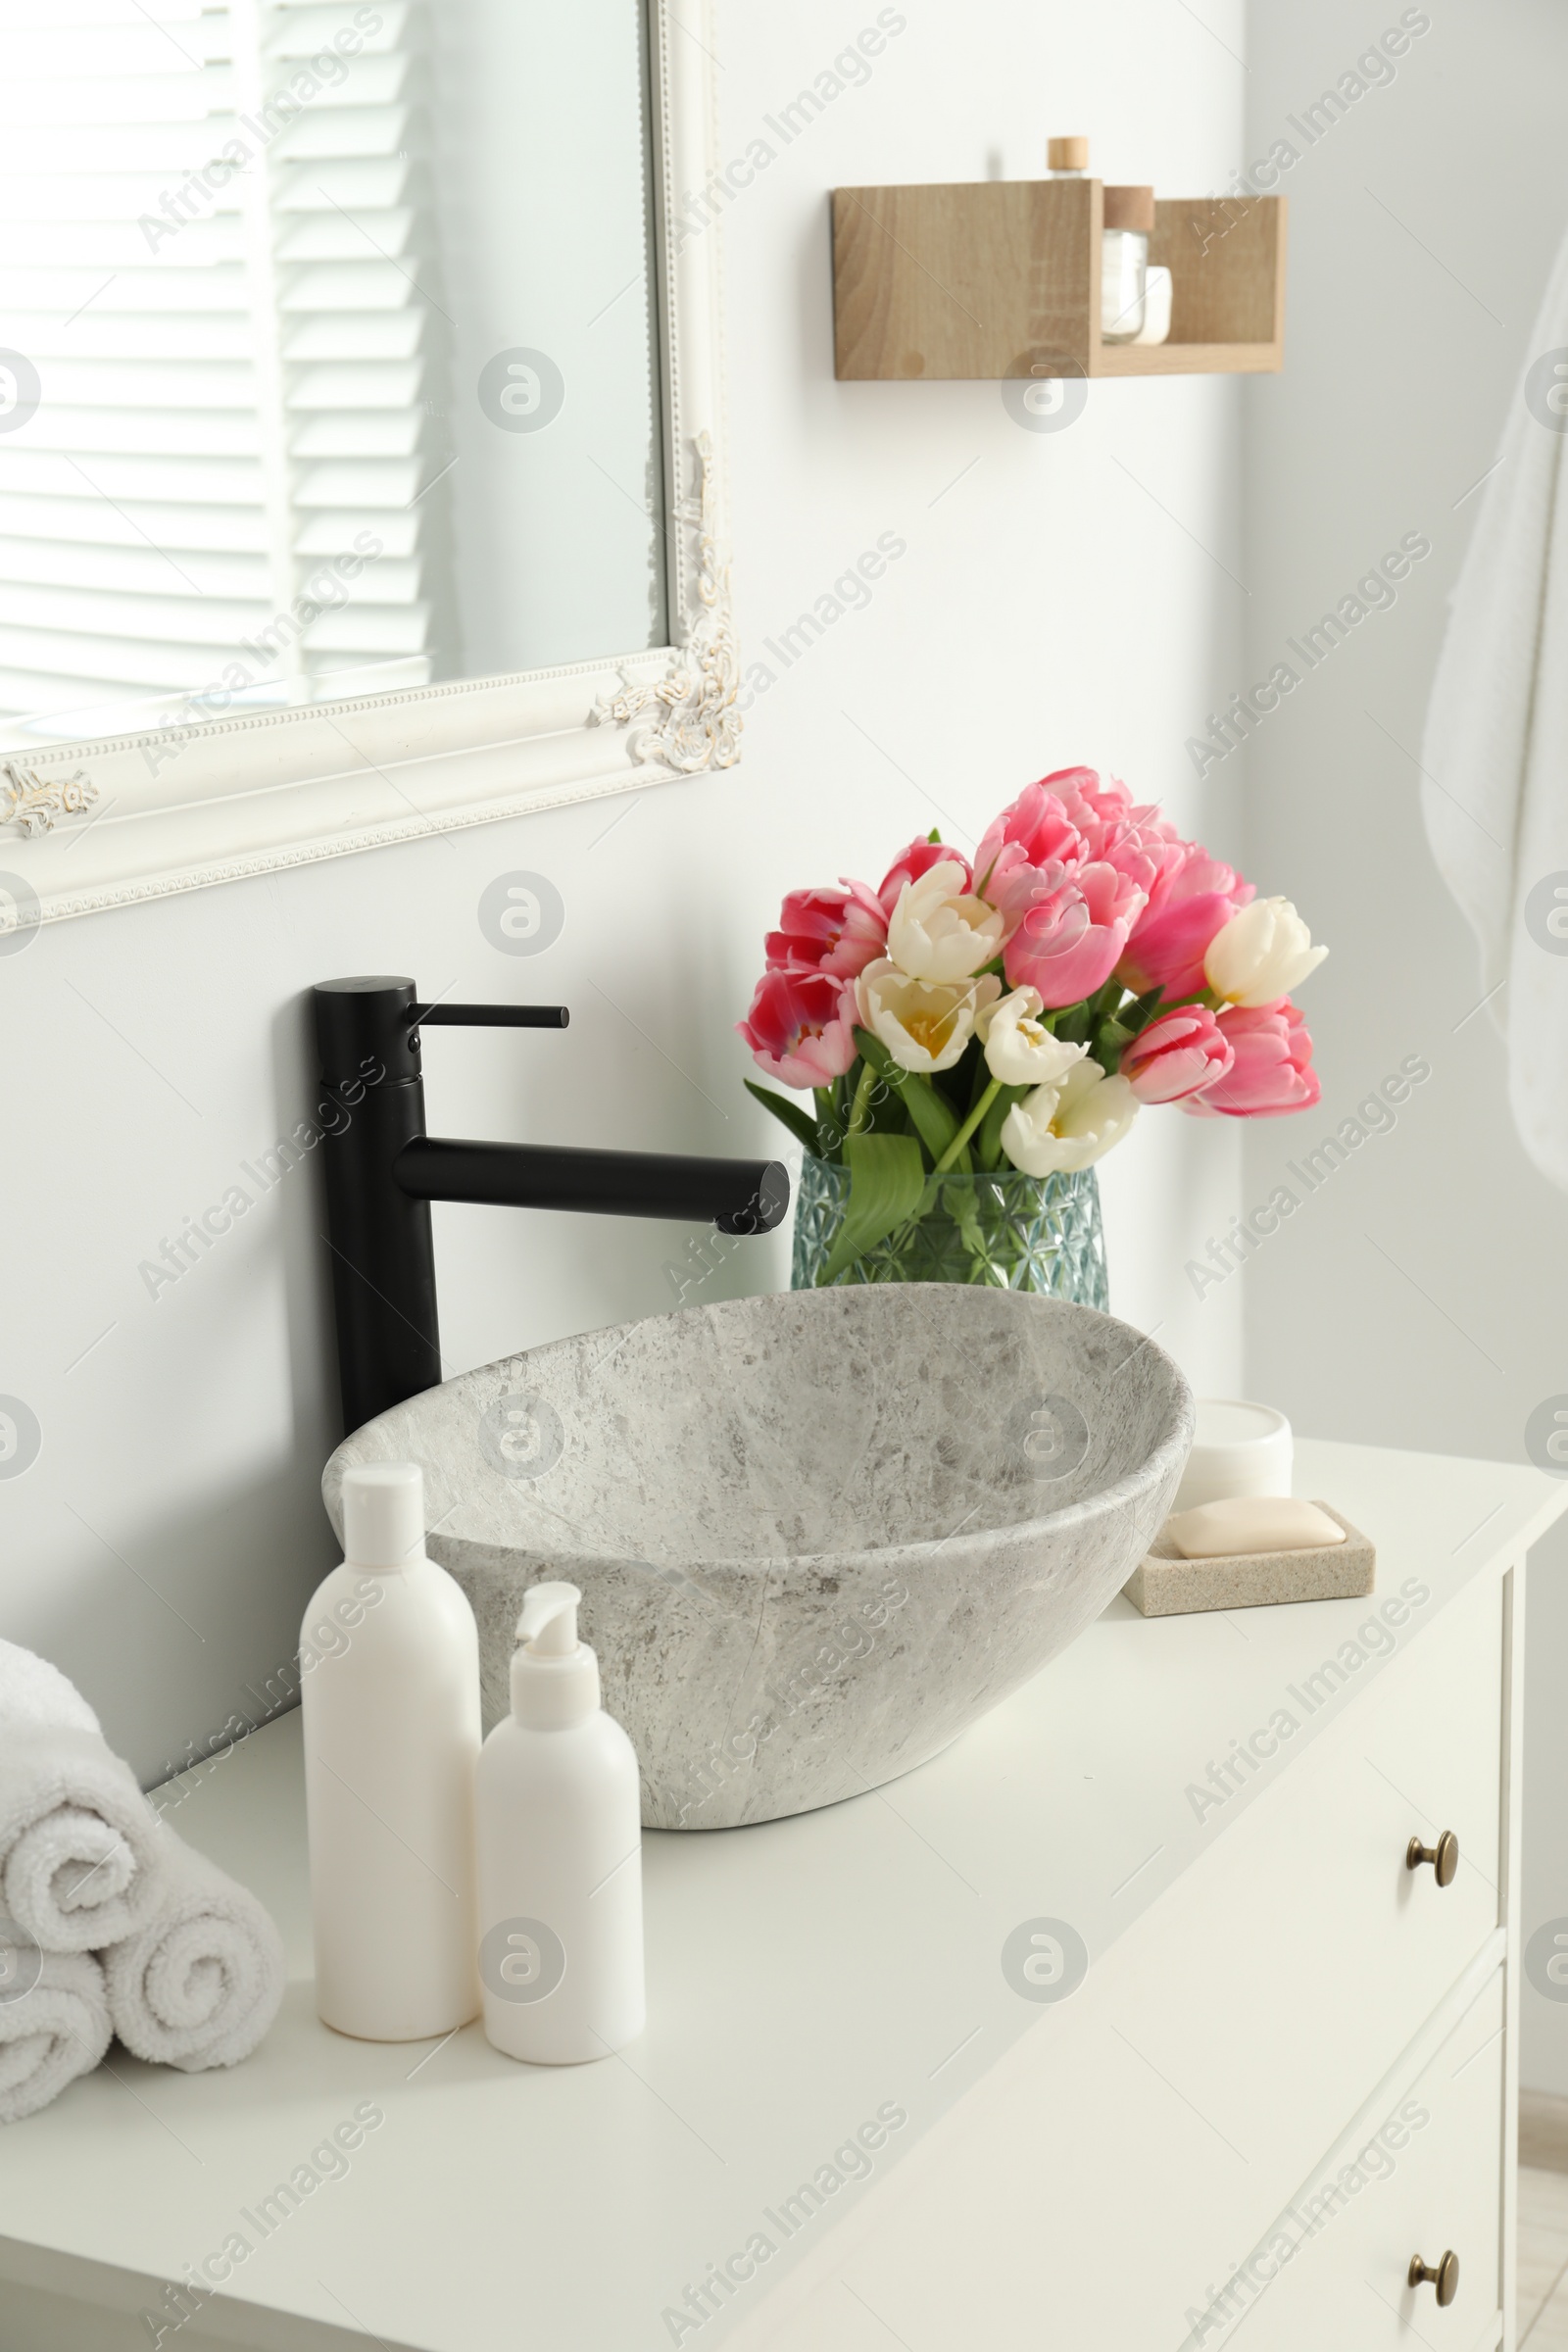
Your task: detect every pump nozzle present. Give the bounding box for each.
[516,1582,581,1657]
[509,1582,598,1727]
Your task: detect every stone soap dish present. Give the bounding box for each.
[1123,1503,1375,1618]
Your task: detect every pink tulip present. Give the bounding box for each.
[1182,1001,1320,1118]
[1118,840,1253,999]
[1044,764,1124,820]
[739,967,860,1091]
[973,782,1087,917]
[1004,861,1148,1009]
[1047,768,1162,859]
[988,767,1200,922]
[1121,1006,1236,1103]
[876,835,971,917]
[765,878,887,978]
[1047,766,1196,879]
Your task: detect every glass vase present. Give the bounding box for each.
[790,1153,1109,1307]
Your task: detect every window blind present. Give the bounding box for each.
[0,0,449,749]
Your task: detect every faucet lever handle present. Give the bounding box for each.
[408,1003,569,1032]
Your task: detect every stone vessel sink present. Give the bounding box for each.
[322,1287,1193,1829]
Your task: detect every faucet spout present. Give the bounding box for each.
[312,973,792,1435]
[394,1137,788,1235]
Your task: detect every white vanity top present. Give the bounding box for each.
[2,1439,1563,2352]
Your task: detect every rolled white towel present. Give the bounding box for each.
[0,1641,168,1953]
[103,1832,284,2072]
[0,1909,112,2125]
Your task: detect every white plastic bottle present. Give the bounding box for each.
[302,1462,480,2040]
[475,1582,645,2064]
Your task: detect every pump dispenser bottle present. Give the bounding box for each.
[302,1462,480,2041]
[475,1581,645,2064]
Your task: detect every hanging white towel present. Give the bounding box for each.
[0,1911,112,2125]
[103,1831,284,2072]
[0,1641,168,1952]
[1421,217,1568,1189]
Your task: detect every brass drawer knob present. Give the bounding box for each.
[1408,2249,1459,2305]
[1406,1830,1459,1886]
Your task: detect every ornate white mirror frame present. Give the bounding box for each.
[0,0,733,931]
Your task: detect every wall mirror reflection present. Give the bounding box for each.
[0,0,668,756]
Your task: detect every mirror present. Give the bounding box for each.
[0,0,667,756]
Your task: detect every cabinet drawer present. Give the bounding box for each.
[1237,1968,1505,2348]
[1085,1565,1504,2207]
[721,1577,1510,2352]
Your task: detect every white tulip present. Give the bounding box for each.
[998,1080,1065,1177]
[1203,896,1328,1007]
[856,959,1001,1074]
[977,987,1089,1088]
[1001,1058,1140,1177]
[886,862,1006,983]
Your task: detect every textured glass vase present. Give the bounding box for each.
[791,1153,1108,1307]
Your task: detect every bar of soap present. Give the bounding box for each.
[1123,1502,1373,1617]
[1166,1496,1346,1559]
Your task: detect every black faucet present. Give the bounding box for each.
[313,976,789,1433]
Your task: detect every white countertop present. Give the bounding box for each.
[3,1439,1564,2352]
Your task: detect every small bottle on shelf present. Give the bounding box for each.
[1102,185,1154,343]
[1045,142,1159,347]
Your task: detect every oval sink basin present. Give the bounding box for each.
[322,1286,1193,1828]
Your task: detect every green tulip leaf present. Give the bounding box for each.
[977,1080,1032,1170]
[816,1131,928,1284]
[744,1081,822,1155]
[1095,1017,1134,1069]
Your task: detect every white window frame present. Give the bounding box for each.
[0,0,735,928]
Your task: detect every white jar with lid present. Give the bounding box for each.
[1173,1399,1293,1513]
[1102,184,1154,342]
[1044,145,1155,345]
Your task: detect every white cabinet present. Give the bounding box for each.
[725,1557,1521,2352]
[0,1440,1554,2352]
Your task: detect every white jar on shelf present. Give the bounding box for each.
[1102,184,1154,343]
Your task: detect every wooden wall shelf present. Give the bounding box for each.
[831,179,1286,381]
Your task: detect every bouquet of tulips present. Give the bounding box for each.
[740,768,1327,1281]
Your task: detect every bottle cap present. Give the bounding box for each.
[1103,184,1155,233]
[342,1462,427,1571]
[1048,135,1089,172]
[511,1581,602,1727]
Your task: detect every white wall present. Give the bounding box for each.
[0,6,1247,1787]
[428,0,667,674]
[1241,0,1568,2093]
